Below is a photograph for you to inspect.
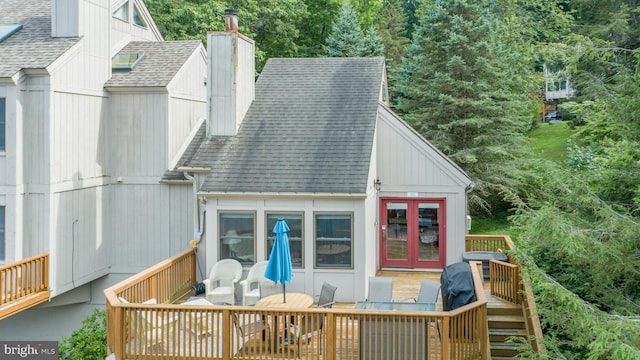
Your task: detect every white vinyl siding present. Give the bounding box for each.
[0,98,4,151]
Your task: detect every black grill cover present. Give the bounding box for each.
[440,262,476,311]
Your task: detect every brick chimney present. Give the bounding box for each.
[206,10,255,136]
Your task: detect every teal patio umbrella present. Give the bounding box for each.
[264,218,293,302]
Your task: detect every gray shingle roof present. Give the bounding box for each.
[105,40,203,88]
[187,57,385,194]
[0,0,80,78]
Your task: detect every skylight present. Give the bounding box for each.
[112,52,145,71]
[0,24,23,43]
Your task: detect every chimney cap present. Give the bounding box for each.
[224,9,239,32]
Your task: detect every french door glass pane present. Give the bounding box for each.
[386,202,408,260]
[418,203,439,261]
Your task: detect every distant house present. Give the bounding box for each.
[169,30,473,302]
[544,63,575,101]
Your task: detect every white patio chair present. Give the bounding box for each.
[239,261,269,306]
[203,259,243,305]
[119,297,177,354]
[366,277,393,302]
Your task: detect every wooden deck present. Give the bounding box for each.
[105,236,545,360]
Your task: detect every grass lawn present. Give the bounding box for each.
[527,121,573,162]
[473,122,574,235]
[469,214,512,235]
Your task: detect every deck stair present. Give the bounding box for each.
[488,302,527,359]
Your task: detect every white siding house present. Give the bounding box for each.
[172,31,473,304]
[1,0,474,340]
[0,0,205,339]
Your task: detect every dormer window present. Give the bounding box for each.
[113,1,129,22]
[133,5,147,28]
[0,24,22,43]
[112,52,145,71]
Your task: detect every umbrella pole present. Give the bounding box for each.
[283,283,286,303]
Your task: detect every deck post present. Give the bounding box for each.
[325,312,337,360]
[441,316,450,359]
[222,308,231,359]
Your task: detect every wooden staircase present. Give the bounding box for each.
[487,301,527,359]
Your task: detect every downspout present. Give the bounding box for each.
[184,171,205,243]
[184,172,206,281]
[465,182,476,233]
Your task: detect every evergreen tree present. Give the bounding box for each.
[324,2,384,57]
[374,0,410,105]
[360,27,385,57]
[395,0,530,212]
[324,3,366,57]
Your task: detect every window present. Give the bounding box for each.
[132,5,146,27]
[315,213,353,269]
[0,206,4,261]
[113,1,128,22]
[266,213,303,268]
[0,98,5,151]
[219,212,255,265]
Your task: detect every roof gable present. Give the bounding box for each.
[105,40,203,88]
[187,57,386,194]
[377,104,473,188]
[0,0,80,78]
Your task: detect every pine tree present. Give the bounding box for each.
[360,27,384,57]
[374,0,410,104]
[324,3,366,57]
[395,0,530,211]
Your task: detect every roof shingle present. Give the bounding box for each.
[0,0,80,78]
[187,57,385,194]
[105,40,203,88]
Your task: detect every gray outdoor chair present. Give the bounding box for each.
[290,282,337,356]
[415,279,441,304]
[366,277,393,302]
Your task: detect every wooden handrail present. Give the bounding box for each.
[104,250,492,359]
[0,253,50,320]
[466,235,545,355]
[104,237,545,359]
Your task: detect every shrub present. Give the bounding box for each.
[58,308,107,360]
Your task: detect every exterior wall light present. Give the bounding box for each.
[374,177,382,191]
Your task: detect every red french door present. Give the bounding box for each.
[380,198,446,269]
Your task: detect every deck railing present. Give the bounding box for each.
[465,235,545,355]
[105,252,491,360]
[0,253,51,320]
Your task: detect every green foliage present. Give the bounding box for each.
[323,2,384,57]
[349,0,383,28]
[58,309,107,360]
[144,0,306,72]
[295,0,342,57]
[374,0,410,104]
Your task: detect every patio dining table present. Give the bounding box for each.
[256,293,314,352]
